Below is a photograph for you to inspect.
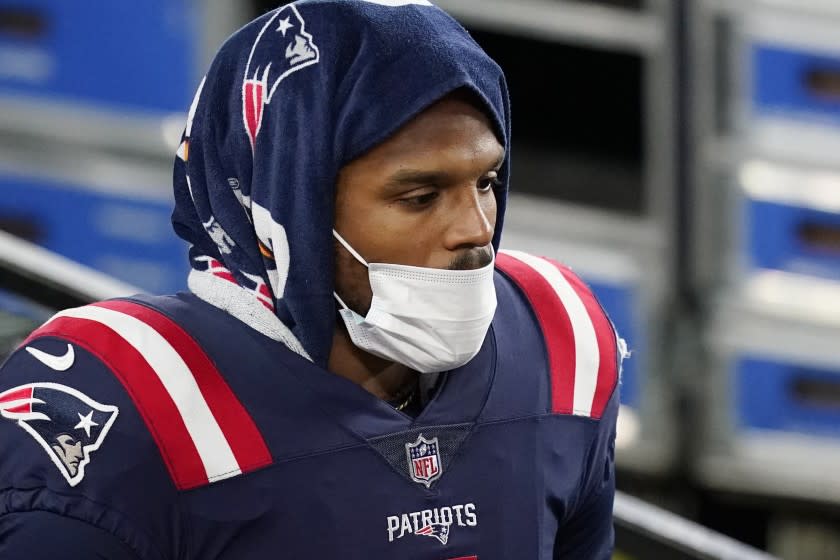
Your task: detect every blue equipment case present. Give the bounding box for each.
[740,8,840,165]
[736,159,840,283]
[699,294,840,505]
[736,356,840,440]
[0,1,197,112]
[753,44,840,128]
[0,152,188,294]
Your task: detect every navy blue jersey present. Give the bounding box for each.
[0,251,620,559]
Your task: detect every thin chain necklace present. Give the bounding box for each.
[392,384,418,412]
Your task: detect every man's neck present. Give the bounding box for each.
[327,324,419,402]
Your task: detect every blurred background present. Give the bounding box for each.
[1,0,840,557]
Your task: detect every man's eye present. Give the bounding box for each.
[399,191,439,207]
[478,176,502,192]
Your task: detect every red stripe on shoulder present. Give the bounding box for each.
[93,300,272,476]
[496,252,576,414]
[546,260,619,419]
[25,316,207,489]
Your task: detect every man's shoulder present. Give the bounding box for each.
[0,299,208,559]
[490,250,622,421]
[0,294,353,559]
[0,296,273,493]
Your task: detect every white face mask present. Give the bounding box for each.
[333,230,497,373]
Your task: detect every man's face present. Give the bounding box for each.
[334,93,505,315]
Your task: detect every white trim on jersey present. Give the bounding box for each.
[500,250,601,417]
[48,305,243,482]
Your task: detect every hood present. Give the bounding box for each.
[171,0,511,366]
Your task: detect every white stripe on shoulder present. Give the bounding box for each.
[51,305,242,482]
[501,250,601,417]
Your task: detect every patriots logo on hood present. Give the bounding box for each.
[243,4,320,150]
[193,255,276,311]
[0,383,118,486]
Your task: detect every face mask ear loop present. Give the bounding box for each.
[333,291,351,311]
[332,229,369,268]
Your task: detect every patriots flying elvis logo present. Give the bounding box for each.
[415,522,450,545]
[242,4,320,150]
[0,383,118,486]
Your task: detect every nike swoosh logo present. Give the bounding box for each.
[25,344,75,372]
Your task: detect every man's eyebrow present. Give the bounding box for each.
[382,152,506,194]
[491,151,505,170]
[382,170,452,193]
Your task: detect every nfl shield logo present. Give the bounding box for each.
[405,434,442,487]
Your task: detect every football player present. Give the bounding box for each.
[0,1,622,558]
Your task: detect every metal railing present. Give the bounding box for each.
[614,491,780,559]
[0,229,141,310]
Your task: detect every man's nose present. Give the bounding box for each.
[443,187,496,251]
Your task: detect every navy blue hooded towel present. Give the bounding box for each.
[171,0,511,366]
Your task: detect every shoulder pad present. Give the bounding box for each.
[496,250,619,419]
[11,299,272,490]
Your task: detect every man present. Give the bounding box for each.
[0,1,622,558]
